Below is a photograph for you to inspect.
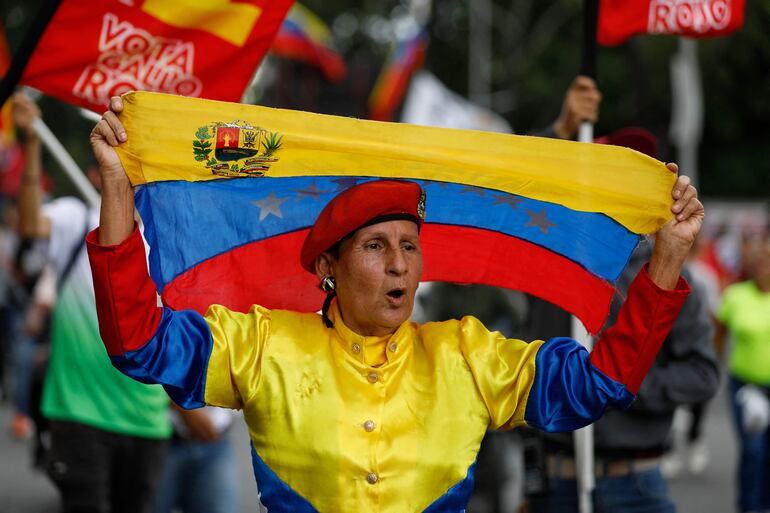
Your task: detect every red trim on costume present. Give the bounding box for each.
[86,226,163,356]
[589,264,690,394]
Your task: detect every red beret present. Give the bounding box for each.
[300,180,426,273]
[594,127,658,159]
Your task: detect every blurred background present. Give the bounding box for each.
[3,0,769,195]
[1,1,768,512]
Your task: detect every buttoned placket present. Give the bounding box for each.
[327,305,413,508]
[363,362,387,506]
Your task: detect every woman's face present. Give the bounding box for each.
[329,220,423,337]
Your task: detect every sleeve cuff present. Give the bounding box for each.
[87,223,162,355]
[589,262,691,394]
[637,262,691,296]
[85,223,140,252]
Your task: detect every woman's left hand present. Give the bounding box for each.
[647,163,705,289]
[657,163,705,253]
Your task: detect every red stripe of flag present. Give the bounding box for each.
[160,224,613,334]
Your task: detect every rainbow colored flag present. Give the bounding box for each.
[118,91,675,334]
[0,22,13,142]
[0,23,11,142]
[271,4,346,82]
[368,30,428,121]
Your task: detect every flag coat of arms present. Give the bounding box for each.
[6,0,293,111]
[117,91,676,335]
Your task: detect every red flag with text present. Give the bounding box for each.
[598,0,745,46]
[17,0,293,111]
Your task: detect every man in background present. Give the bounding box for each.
[14,92,171,513]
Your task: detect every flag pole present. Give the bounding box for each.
[32,117,100,208]
[573,1,599,513]
[669,38,702,187]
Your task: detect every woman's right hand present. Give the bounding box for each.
[89,96,130,186]
[92,96,137,246]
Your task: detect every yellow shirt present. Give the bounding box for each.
[203,302,542,512]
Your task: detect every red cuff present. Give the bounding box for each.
[86,225,163,356]
[589,263,690,394]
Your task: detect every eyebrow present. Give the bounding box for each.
[358,232,419,243]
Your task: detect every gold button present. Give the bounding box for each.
[388,343,397,352]
[363,420,376,432]
[351,343,361,354]
[366,472,379,484]
[367,372,379,383]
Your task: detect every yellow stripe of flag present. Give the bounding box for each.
[116,91,675,234]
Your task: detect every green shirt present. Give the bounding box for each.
[41,198,171,438]
[719,280,770,385]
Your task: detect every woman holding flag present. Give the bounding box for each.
[86,95,703,512]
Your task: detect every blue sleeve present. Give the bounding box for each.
[110,308,213,409]
[524,337,635,432]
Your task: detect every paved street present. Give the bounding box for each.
[0,385,736,513]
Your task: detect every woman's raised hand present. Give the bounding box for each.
[647,163,705,289]
[89,96,130,186]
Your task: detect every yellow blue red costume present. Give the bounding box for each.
[86,223,688,513]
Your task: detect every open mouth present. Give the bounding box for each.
[386,288,406,299]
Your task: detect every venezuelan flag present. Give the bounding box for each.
[368,30,428,121]
[118,91,675,334]
[271,4,346,82]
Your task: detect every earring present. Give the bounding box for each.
[320,276,336,293]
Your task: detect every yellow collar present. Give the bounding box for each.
[328,302,412,367]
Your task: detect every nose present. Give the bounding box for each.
[387,247,408,276]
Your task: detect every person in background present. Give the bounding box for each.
[532,75,601,140]
[14,91,171,513]
[523,129,720,513]
[153,406,240,513]
[661,234,723,478]
[717,238,770,513]
[413,74,602,513]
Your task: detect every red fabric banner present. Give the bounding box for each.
[0,24,10,79]
[19,0,293,111]
[598,0,745,46]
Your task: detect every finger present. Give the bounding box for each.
[671,174,690,200]
[109,96,124,114]
[676,196,703,222]
[577,101,600,120]
[584,107,598,124]
[101,110,127,142]
[666,162,679,174]
[572,75,597,91]
[672,184,697,214]
[92,119,119,146]
[571,101,598,122]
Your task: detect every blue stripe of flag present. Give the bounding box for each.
[136,176,639,293]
